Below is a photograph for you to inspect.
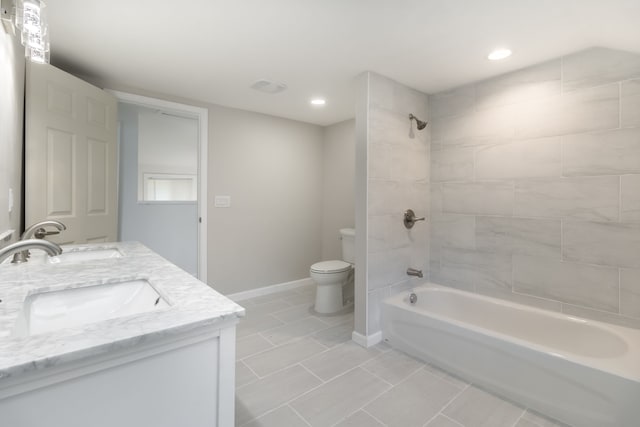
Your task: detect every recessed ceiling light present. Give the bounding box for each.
[310,98,326,106]
[488,48,512,61]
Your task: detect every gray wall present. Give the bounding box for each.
[429,47,640,328]
[118,104,199,275]
[0,30,25,246]
[321,119,355,261]
[355,72,430,336]
[208,104,325,294]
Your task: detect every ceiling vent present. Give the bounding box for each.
[250,79,288,94]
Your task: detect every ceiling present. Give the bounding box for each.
[47,0,640,126]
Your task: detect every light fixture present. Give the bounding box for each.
[488,48,512,61]
[310,98,326,106]
[1,0,51,64]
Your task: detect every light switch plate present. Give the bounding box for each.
[214,195,231,208]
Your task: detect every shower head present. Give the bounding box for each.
[409,114,428,130]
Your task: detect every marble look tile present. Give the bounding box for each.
[622,79,640,128]
[364,370,462,427]
[368,180,401,216]
[235,365,322,425]
[290,367,390,427]
[271,304,314,323]
[431,183,443,214]
[430,84,475,120]
[391,146,429,183]
[367,246,412,291]
[620,268,640,318]
[440,247,512,291]
[563,128,640,176]
[369,72,429,119]
[260,317,329,345]
[247,300,292,317]
[475,59,560,109]
[311,321,353,348]
[562,47,640,92]
[561,304,640,329]
[515,84,619,139]
[369,106,424,148]
[236,361,258,388]
[621,175,640,223]
[520,409,572,427]
[475,216,561,258]
[369,143,392,180]
[443,385,525,427]
[431,214,476,250]
[514,176,619,221]
[432,105,516,147]
[362,349,424,385]
[243,405,309,427]
[243,337,327,377]
[425,415,465,427]
[475,137,561,180]
[302,341,381,381]
[563,220,640,268]
[431,146,475,182]
[513,255,619,311]
[237,313,285,338]
[442,181,514,216]
[237,333,275,360]
[334,410,385,427]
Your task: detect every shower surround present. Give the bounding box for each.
[356,47,640,343]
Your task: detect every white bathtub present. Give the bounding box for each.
[382,283,640,427]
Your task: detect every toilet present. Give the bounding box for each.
[310,228,355,315]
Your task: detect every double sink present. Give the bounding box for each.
[9,246,170,337]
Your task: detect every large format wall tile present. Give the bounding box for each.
[430,84,475,120]
[431,214,476,250]
[475,59,561,109]
[513,255,619,311]
[475,137,561,180]
[562,47,640,92]
[563,128,640,176]
[440,247,512,291]
[621,175,640,223]
[431,146,475,182]
[475,216,561,258]
[622,79,640,128]
[442,181,514,216]
[514,176,619,221]
[563,221,640,268]
[620,268,640,318]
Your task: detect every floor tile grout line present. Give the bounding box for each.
[239,333,330,367]
[298,362,329,384]
[287,403,314,427]
[440,413,466,427]
[509,408,528,427]
[434,383,471,421]
[361,408,389,426]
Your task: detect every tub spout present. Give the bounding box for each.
[407,268,423,278]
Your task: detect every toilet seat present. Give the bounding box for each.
[310,260,351,274]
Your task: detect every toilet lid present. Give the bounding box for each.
[311,260,351,274]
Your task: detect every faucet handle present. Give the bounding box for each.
[33,228,62,239]
[403,209,426,229]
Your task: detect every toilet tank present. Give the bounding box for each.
[340,228,355,264]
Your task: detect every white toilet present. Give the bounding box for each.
[310,228,355,315]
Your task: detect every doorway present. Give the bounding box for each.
[111,91,208,281]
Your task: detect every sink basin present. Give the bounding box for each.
[13,279,169,336]
[48,247,123,264]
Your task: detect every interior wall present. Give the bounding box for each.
[429,47,640,328]
[356,72,430,337]
[0,30,25,246]
[321,119,355,261]
[207,105,324,294]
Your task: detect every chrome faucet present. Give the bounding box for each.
[12,220,66,263]
[407,268,423,278]
[0,239,63,264]
[22,220,67,240]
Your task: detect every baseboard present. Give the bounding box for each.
[352,330,382,348]
[227,277,315,302]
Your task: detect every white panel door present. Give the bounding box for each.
[25,63,118,244]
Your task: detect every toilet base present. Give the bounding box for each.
[313,282,352,315]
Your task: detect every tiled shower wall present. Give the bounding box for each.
[364,72,430,334]
[429,47,640,327]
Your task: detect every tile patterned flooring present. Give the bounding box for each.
[234,287,569,427]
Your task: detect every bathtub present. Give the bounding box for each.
[382,283,640,427]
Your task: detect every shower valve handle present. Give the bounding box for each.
[404,209,425,229]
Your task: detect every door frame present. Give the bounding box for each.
[109,90,208,283]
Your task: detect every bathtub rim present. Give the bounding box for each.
[383,282,640,383]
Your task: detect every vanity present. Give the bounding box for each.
[0,242,244,427]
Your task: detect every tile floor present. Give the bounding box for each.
[234,286,569,427]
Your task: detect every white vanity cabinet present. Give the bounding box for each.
[0,242,244,427]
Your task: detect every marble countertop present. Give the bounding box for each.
[0,241,245,381]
